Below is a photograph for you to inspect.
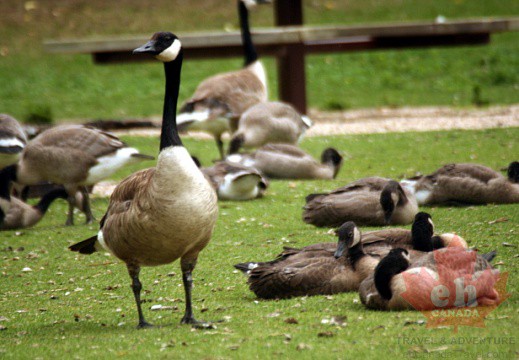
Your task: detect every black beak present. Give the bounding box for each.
[133,40,157,54]
[334,241,347,259]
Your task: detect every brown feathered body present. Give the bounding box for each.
[99,147,218,266]
[303,177,418,227]
[226,144,341,179]
[404,163,519,205]
[229,102,312,153]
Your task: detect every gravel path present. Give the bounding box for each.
[112,104,519,138]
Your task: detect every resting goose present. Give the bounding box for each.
[228,102,313,154]
[359,247,499,311]
[69,32,218,329]
[303,177,418,227]
[226,143,342,179]
[401,162,519,205]
[234,222,380,299]
[199,159,268,200]
[0,125,153,225]
[177,0,269,159]
[0,114,27,169]
[270,212,464,267]
[1,188,70,230]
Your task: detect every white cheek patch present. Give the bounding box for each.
[156,39,181,62]
[0,138,25,148]
[352,227,361,246]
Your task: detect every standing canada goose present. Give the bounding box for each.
[234,222,380,299]
[0,114,27,169]
[0,188,70,230]
[226,143,342,179]
[228,102,313,154]
[69,32,218,329]
[359,247,500,311]
[0,125,154,225]
[177,0,269,159]
[401,162,519,205]
[200,159,268,200]
[303,177,418,227]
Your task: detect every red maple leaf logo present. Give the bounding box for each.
[400,246,510,332]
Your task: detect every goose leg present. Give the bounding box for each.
[127,264,152,329]
[180,258,206,326]
[80,186,95,224]
[66,193,75,226]
[215,135,225,160]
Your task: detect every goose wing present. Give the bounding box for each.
[247,256,348,299]
[32,125,127,158]
[181,67,266,119]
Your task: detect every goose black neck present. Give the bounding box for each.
[34,189,68,214]
[160,51,183,150]
[374,254,409,300]
[0,165,17,201]
[239,1,258,66]
[411,221,434,252]
[347,243,366,271]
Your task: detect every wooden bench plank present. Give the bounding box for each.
[44,18,519,54]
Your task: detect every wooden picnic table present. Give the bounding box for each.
[44,1,519,114]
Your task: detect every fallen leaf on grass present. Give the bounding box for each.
[370,325,385,332]
[502,242,517,248]
[296,343,312,351]
[284,317,298,324]
[318,331,334,337]
[488,218,508,224]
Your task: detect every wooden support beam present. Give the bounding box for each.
[274,0,307,114]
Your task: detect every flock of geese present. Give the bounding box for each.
[0,0,517,328]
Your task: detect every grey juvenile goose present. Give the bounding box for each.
[199,159,268,200]
[226,143,342,179]
[0,114,27,169]
[228,102,313,154]
[177,0,269,159]
[401,162,519,205]
[69,32,218,328]
[0,188,70,230]
[1,124,153,225]
[303,177,418,227]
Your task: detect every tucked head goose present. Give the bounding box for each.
[234,222,381,299]
[198,159,268,200]
[69,32,218,329]
[228,101,313,154]
[0,124,154,225]
[226,143,342,179]
[1,188,70,230]
[359,247,499,311]
[0,114,27,169]
[303,177,418,227]
[177,0,269,159]
[401,162,519,205]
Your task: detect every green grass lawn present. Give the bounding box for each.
[0,0,518,121]
[0,128,517,359]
